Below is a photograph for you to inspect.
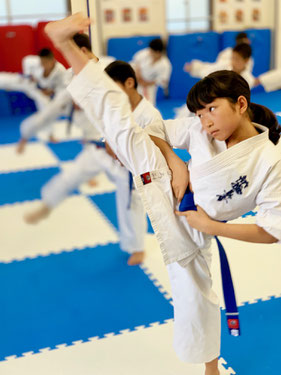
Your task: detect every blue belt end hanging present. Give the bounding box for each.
[215,236,241,337]
[179,189,240,337]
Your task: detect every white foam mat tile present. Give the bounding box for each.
[0,321,235,375]
[0,143,58,173]
[59,162,117,195]
[141,217,281,309]
[37,120,83,141]
[0,196,119,262]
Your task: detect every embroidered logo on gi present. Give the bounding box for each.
[141,172,152,185]
[217,175,249,203]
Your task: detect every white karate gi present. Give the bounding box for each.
[41,97,161,255]
[0,57,67,110]
[216,47,254,72]
[20,89,73,140]
[147,116,281,362]
[67,61,221,363]
[20,59,114,140]
[32,60,67,94]
[258,69,281,92]
[22,55,41,77]
[131,48,172,106]
[189,59,255,88]
[67,60,281,364]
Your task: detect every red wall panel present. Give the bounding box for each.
[35,21,70,68]
[0,25,36,72]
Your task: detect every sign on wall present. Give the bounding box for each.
[70,0,166,55]
[213,0,275,31]
[99,0,166,39]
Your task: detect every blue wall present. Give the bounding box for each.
[107,29,271,101]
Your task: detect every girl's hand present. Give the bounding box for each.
[175,205,214,234]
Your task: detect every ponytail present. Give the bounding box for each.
[249,103,281,145]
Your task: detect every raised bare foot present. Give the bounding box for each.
[127,251,145,266]
[24,204,51,224]
[45,13,91,48]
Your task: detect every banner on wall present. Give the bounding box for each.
[212,0,274,31]
[99,0,166,40]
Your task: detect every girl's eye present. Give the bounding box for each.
[209,106,215,112]
[197,114,202,119]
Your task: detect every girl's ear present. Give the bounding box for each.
[237,95,248,115]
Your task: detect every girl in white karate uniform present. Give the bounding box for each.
[131,38,172,106]
[24,60,164,266]
[0,49,66,111]
[45,14,281,375]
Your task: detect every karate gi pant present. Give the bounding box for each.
[20,89,72,140]
[42,143,146,254]
[0,72,50,110]
[134,169,220,363]
[67,61,221,363]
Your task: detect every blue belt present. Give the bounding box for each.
[128,172,134,209]
[88,140,106,148]
[179,189,240,337]
[66,104,75,135]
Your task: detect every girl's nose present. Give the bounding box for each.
[205,119,213,129]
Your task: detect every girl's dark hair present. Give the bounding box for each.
[105,60,138,89]
[186,70,280,144]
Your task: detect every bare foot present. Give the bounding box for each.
[24,204,51,224]
[16,138,27,154]
[49,134,58,143]
[88,178,98,187]
[205,358,220,375]
[127,251,145,266]
[45,13,91,48]
[205,370,220,375]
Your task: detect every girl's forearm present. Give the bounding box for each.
[208,222,278,243]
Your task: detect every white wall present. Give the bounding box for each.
[99,0,166,43]
[71,0,166,55]
[275,0,281,68]
[0,0,67,25]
